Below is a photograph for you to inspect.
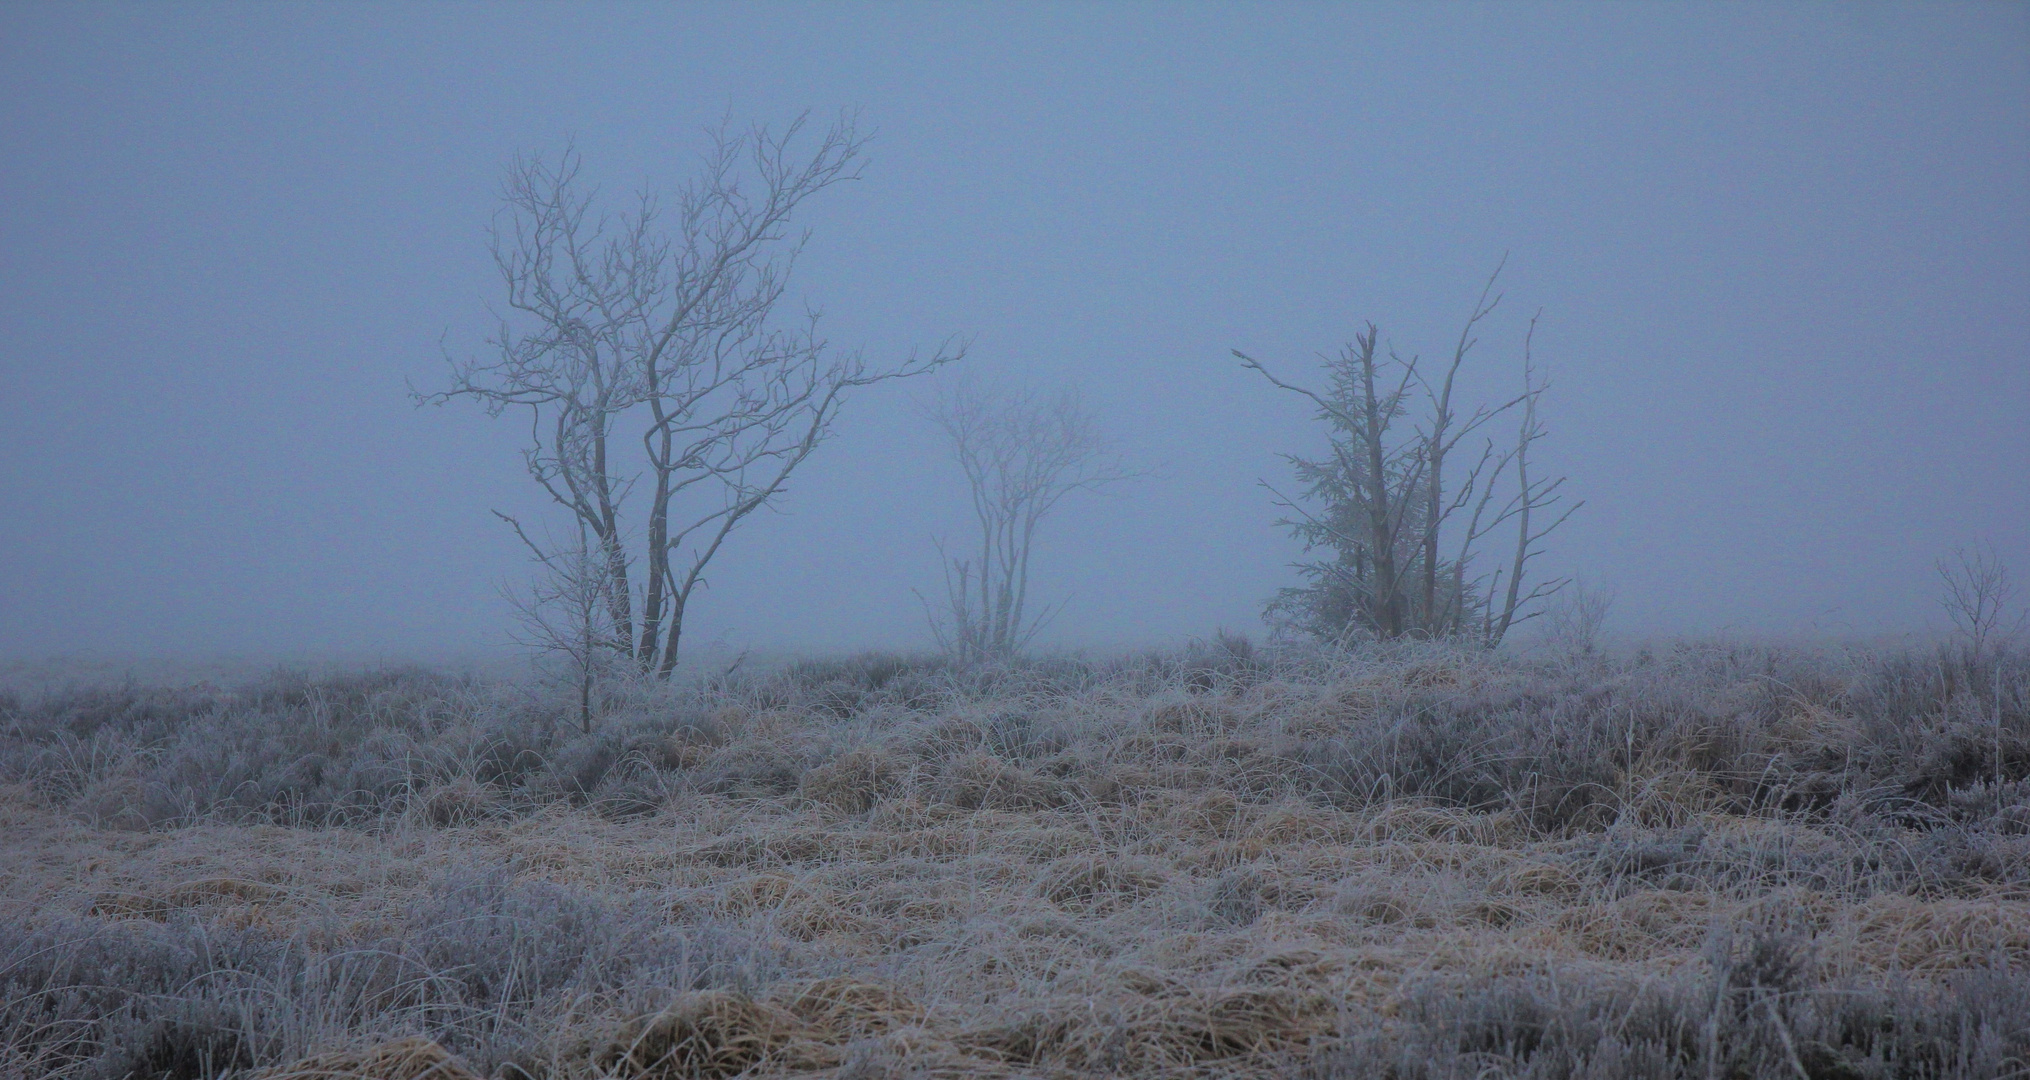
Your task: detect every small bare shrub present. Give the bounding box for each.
[1938,544,2024,659]
[1537,580,1616,658]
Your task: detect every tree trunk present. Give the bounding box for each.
[1493,396,1535,646]
[589,414,635,650]
[1424,437,1443,634]
[1356,329,1403,639]
[656,592,687,680]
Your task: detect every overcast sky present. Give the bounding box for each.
[2,1,2025,665]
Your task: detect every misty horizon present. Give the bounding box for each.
[3,2,2026,667]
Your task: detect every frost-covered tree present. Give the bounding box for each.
[424,114,963,677]
[1235,264,1578,646]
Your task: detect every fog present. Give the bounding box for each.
[1,2,2025,667]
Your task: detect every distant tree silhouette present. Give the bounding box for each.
[1937,544,2023,660]
[919,378,1137,662]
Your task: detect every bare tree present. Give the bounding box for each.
[1236,266,1578,646]
[501,522,624,732]
[424,114,963,678]
[1936,546,2024,794]
[1538,579,1617,658]
[1480,327,1580,645]
[1420,259,1514,631]
[919,379,1136,662]
[1938,544,2023,659]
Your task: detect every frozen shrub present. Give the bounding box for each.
[421,775,502,826]
[1039,856,1170,914]
[530,731,624,803]
[401,871,641,1005]
[11,643,2030,1079]
[1203,867,1272,927]
[754,652,952,717]
[1176,629,1268,694]
[693,744,807,799]
[0,915,289,1079]
[798,745,906,813]
[0,871,810,1079]
[985,711,1072,760]
[1312,958,2030,1080]
[2,641,2025,844]
[92,1002,254,1080]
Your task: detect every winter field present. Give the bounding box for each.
[2,640,2027,1080]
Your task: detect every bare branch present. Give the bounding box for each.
[1938,544,2025,658]
[1241,267,1580,646]
[921,376,1139,662]
[428,113,960,678]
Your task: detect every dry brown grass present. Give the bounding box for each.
[259,1038,481,1080]
[2,642,2027,1077]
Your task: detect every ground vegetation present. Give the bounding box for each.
[2,640,2026,1078]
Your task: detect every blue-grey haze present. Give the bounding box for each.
[1,1,2025,665]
